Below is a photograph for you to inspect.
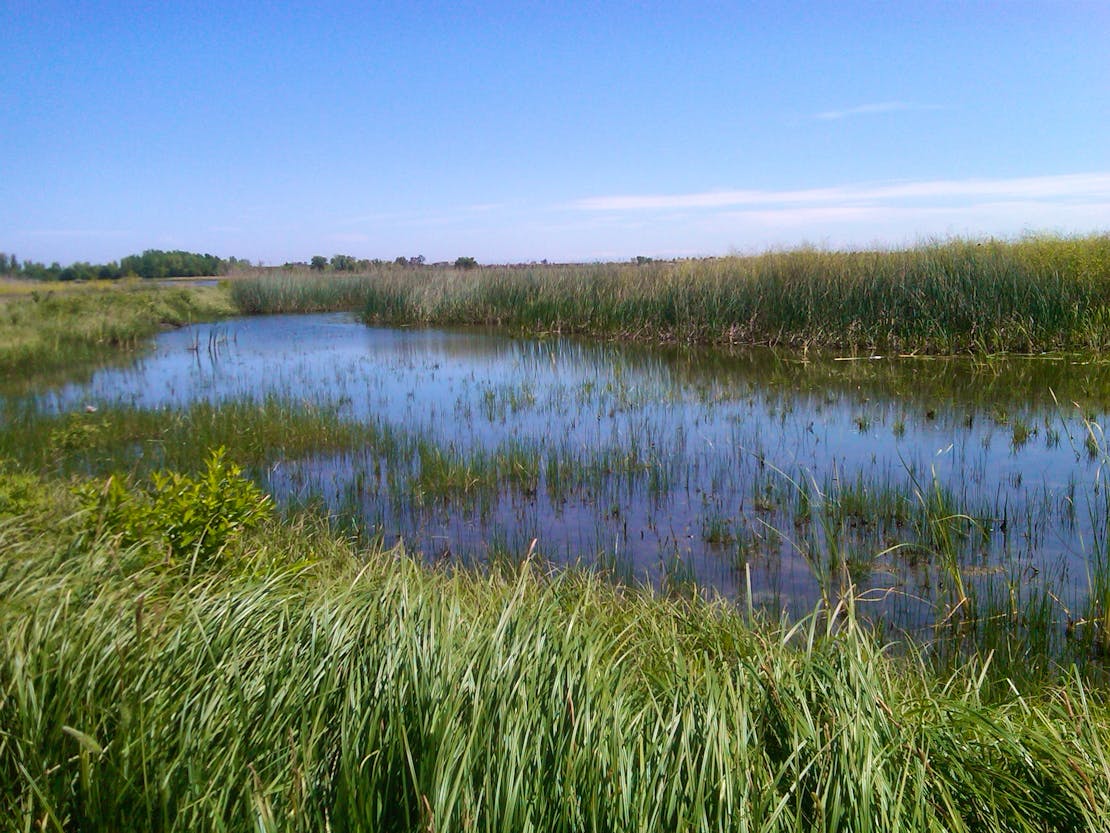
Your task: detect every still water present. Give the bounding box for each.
[42,313,1110,623]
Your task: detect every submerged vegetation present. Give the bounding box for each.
[6,236,1110,827]
[233,234,1110,353]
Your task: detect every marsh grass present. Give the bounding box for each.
[4,507,1110,832]
[232,235,1110,353]
[0,397,385,476]
[0,282,234,382]
[230,270,401,314]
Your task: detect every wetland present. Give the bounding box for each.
[8,239,1110,830]
[14,310,1110,659]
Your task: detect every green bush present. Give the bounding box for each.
[0,465,60,521]
[75,447,271,567]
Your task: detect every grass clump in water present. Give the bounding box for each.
[0,396,388,477]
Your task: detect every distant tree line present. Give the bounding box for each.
[0,250,247,281]
[288,254,481,272]
[285,254,431,272]
[1,248,486,281]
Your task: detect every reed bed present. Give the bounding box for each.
[231,235,1110,353]
[3,508,1110,833]
[230,271,399,314]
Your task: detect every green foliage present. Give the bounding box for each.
[309,254,327,271]
[74,448,271,567]
[0,465,60,521]
[9,250,233,282]
[454,255,479,269]
[119,249,227,279]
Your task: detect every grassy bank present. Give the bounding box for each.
[232,234,1110,353]
[0,281,234,382]
[3,489,1110,832]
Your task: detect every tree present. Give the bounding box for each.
[454,256,478,270]
[119,250,226,279]
[310,255,328,271]
[330,254,356,271]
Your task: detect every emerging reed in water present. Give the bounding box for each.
[233,234,1110,353]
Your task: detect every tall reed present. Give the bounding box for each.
[231,235,1110,353]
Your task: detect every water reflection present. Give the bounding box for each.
[33,313,1110,624]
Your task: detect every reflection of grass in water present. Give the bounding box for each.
[728,456,1107,681]
[700,513,735,545]
[1011,416,1033,448]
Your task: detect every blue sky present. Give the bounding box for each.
[2,1,1108,265]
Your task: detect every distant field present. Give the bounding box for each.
[0,276,128,299]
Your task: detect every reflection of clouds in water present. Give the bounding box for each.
[28,312,1110,622]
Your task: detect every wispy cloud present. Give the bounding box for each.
[813,101,941,121]
[572,172,1110,213]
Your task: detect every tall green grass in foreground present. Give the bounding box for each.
[4,506,1110,833]
[233,234,1110,353]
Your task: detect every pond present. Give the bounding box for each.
[35,313,1110,633]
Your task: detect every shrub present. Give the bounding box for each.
[0,464,62,522]
[75,447,271,568]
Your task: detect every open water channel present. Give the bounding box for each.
[37,313,1110,633]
